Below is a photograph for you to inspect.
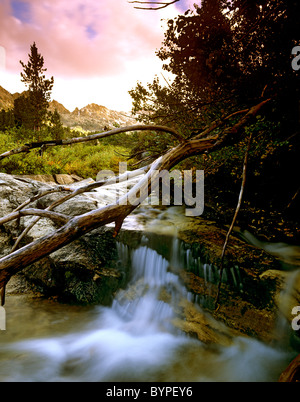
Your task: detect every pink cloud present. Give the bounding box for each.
[0,0,173,79]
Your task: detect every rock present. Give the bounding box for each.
[14,174,57,185]
[54,174,77,185]
[0,173,126,304]
[20,227,124,305]
[130,206,298,343]
[14,173,84,185]
[260,269,300,332]
[173,298,239,346]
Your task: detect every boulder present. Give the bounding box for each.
[20,227,124,305]
[54,174,78,185]
[0,173,126,304]
[14,174,83,185]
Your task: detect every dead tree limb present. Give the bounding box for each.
[286,185,300,210]
[0,209,70,227]
[129,1,180,10]
[215,131,254,309]
[13,186,73,212]
[0,99,270,304]
[0,125,184,161]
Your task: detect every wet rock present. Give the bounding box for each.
[173,298,239,346]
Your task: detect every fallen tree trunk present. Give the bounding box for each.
[279,354,300,382]
[0,99,270,302]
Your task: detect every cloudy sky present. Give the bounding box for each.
[0,0,194,112]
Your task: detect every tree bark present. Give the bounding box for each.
[279,354,300,382]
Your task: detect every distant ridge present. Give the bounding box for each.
[0,85,21,110]
[48,100,137,132]
[0,85,136,132]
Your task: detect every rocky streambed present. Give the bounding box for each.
[0,172,300,380]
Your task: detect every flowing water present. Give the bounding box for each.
[0,206,298,382]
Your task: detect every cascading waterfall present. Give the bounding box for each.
[0,225,297,382]
[176,240,244,310]
[111,241,191,336]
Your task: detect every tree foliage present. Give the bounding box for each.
[0,109,14,131]
[131,0,300,132]
[129,0,300,211]
[18,42,54,133]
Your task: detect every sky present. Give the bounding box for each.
[0,0,195,112]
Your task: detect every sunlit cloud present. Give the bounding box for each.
[0,0,183,111]
[1,0,172,76]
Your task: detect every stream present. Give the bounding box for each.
[0,195,299,381]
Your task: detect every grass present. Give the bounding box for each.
[0,131,133,179]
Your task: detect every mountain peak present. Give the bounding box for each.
[49,100,70,114]
[0,85,15,110]
[65,102,136,131]
[0,85,136,131]
[0,85,26,110]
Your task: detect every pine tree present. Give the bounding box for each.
[48,109,64,141]
[19,42,54,133]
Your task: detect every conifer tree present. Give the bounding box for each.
[19,42,54,134]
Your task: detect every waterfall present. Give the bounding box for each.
[181,243,244,309]
[271,269,300,350]
[0,229,296,382]
[112,241,190,335]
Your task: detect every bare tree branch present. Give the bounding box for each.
[0,125,184,162]
[215,131,254,309]
[129,0,180,10]
[0,209,70,227]
[13,186,73,212]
